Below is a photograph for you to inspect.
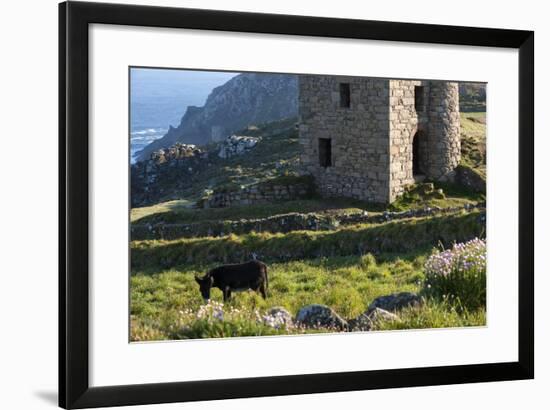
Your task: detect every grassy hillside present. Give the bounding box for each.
[130,111,487,341]
[460,112,486,176]
[130,209,486,340]
[131,211,484,270]
[132,113,486,225]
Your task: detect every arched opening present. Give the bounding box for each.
[412,131,423,176]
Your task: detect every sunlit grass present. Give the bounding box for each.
[131,199,194,223]
[130,211,484,271]
[130,250,485,341]
[131,254,424,340]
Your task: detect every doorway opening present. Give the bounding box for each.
[412,131,423,177]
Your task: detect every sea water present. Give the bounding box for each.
[130,68,238,163]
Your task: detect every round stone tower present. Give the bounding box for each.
[425,81,461,181]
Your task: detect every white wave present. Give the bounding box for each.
[131,135,159,142]
[131,128,166,136]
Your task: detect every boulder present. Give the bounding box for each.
[368,307,400,323]
[349,307,400,331]
[367,292,422,312]
[455,164,486,194]
[347,313,373,332]
[264,306,293,329]
[295,304,348,330]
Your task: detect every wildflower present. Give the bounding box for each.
[423,238,486,310]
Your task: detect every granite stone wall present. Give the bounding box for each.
[299,75,461,204]
[299,75,391,203]
[425,81,461,181]
[388,79,421,202]
[200,179,313,209]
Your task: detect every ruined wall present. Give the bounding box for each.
[201,178,313,208]
[425,81,461,181]
[388,79,422,202]
[299,75,390,203]
[299,76,461,204]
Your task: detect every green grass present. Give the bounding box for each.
[132,256,421,323]
[130,252,485,341]
[389,182,484,212]
[131,210,484,271]
[132,198,372,225]
[371,298,486,331]
[132,188,482,227]
[460,112,486,174]
[131,199,195,223]
[130,254,422,340]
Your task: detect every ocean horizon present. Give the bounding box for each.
[130,68,238,162]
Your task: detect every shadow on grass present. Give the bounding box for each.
[131,211,485,274]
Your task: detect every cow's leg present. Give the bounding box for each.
[259,282,267,299]
[223,287,231,302]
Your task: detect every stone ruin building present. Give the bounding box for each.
[299,76,461,203]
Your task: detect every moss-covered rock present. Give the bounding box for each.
[455,164,486,194]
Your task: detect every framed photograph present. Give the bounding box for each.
[59,1,534,408]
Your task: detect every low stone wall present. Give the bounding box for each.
[131,211,486,269]
[131,212,334,240]
[131,203,485,241]
[200,177,314,209]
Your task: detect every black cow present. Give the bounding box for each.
[194,260,268,302]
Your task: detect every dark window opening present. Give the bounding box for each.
[339,83,351,108]
[412,131,422,175]
[414,86,425,112]
[319,138,332,167]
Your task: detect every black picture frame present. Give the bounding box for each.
[59,1,534,408]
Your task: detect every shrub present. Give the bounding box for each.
[423,238,486,311]
[324,286,364,318]
[359,253,377,270]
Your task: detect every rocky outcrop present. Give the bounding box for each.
[150,143,204,163]
[455,164,486,194]
[218,135,261,159]
[295,304,348,330]
[135,73,298,162]
[130,143,212,207]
